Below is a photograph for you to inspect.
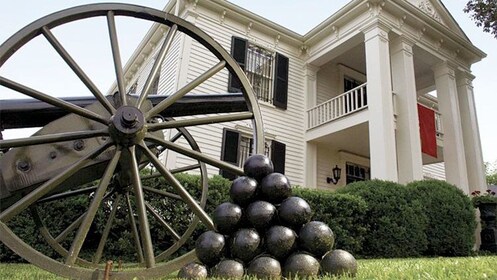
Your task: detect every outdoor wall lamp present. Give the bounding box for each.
[327,165,342,184]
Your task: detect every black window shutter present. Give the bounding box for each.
[220,128,240,180]
[271,140,286,174]
[228,36,248,93]
[273,53,289,109]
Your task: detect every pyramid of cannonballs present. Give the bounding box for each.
[178,155,357,279]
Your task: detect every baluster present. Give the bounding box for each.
[325,101,329,123]
[354,88,360,111]
[333,98,337,119]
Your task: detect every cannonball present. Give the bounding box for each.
[213,202,243,234]
[299,221,335,258]
[246,201,277,230]
[195,231,225,266]
[278,197,312,229]
[210,259,244,279]
[321,249,357,277]
[230,176,258,206]
[243,154,274,182]
[283,253,320,279]
[178,262,208,279]
[265,225,297,260]
[260,173,292,203]
[247,256,281,279]
[230,228,262,263]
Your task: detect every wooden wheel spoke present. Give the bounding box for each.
[125,192,145,264]
[148,112,253,132]
[41,26,115,114]
[37,185,98,204]
[139,143,215,230]
[145,134,244,176]
[0,129,108,149]
[66,149,122,265]
[145,202,181,241]
[143,186,199,203]
[169,131,183,143]
[170,163,202,174]
[93,194,122,265]
[107,11,127,106]
[0,142,112,223]
[55,213,87,243]
[137,24,178,109]
[146,60,226,119]
[129,146,155,268]
[141,164,201,181]
[0,76,109,124]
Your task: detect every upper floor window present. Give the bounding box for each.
[228,37,289,110]
[246,43,274,103]
[344,76,362,92]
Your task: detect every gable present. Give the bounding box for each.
[406,0,470,42]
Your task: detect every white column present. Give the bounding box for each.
[363,24,398,181]
[433,63,469,193]
[390,37,423,184]
[457,72,486,192]
[304,64,319,188]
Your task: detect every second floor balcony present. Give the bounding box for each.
[306,83,444,144]
[307,83,368,129]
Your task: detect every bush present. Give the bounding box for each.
[336,180,428,258]
[0,173,232,263]
[293,187,367,255]
[406,180,476,256]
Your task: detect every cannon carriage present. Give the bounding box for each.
[0,4,265,279]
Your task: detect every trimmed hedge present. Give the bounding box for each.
[0,175,477,262]
[293,187,367,255]
[406,180,476,256]
[0,174,232,263]
[336,180,428,258]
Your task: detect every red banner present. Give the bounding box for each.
[417,104,437,158]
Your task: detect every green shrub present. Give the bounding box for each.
[406,180,476,256]
[293,187,367,255]
[336,180,428,258]
[0,174,232,263]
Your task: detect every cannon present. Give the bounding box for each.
[0,3,265,279]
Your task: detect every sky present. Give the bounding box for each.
[0,0,495,165]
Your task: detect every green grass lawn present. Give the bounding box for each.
[1,256,496,279]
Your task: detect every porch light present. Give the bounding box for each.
[327,165,341,184]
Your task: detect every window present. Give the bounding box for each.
[228,37,289,109]
[238,135,270,170]
[344,76,362,92]
[343,76,367,113]
[345,162,370,184]
[246,44,274,103]
[220,128,286,180]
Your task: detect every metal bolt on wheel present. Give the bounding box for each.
[0,4,264,279]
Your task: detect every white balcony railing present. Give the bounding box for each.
[307,83,368,129]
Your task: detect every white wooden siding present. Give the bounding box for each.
[163,7,306,186]
[127,28,182,97]
[423,163,446,180]
[316,64,340,105]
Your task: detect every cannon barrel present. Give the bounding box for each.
[0,93,248,130]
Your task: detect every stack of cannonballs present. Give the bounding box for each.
[178,155,357,279]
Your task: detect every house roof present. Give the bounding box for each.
[119,0,486,90]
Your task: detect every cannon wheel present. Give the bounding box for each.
[0,3,264,279]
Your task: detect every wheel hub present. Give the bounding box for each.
[109,106,146,146]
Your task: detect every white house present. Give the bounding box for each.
[121,0,487,193]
